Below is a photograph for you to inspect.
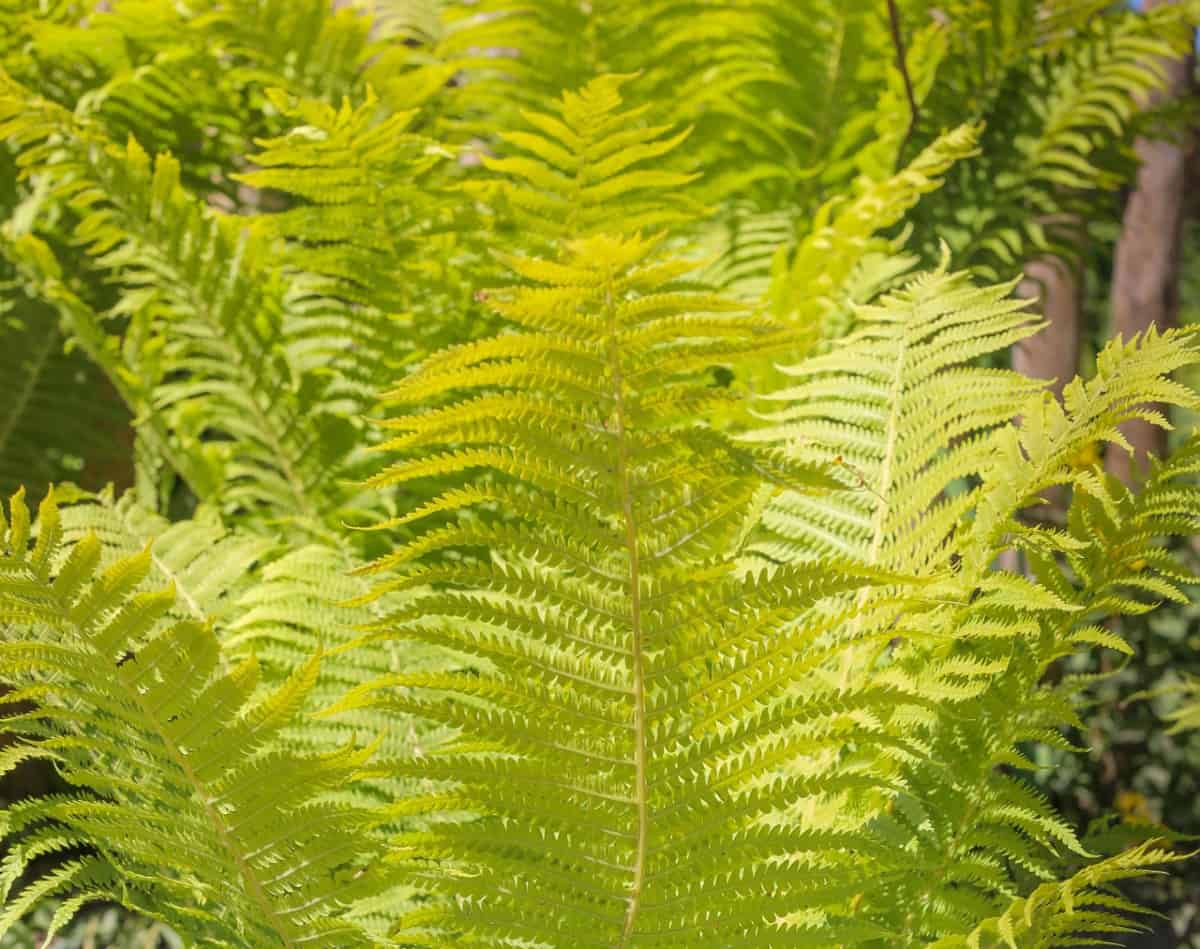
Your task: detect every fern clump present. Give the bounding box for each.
[1,1,1199,946]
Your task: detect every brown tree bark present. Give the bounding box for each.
[1014,256,1084,404]
[1012,252,1086,526]
[1106,0,1196,485]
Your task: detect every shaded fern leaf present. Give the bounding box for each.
[912,1,1195,277]
[0,286,129,501]
[234,88,481,405]
[0,79,370,539]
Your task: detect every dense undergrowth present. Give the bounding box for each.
[1,1,1200,946]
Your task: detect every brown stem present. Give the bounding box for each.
[886,0,920,169]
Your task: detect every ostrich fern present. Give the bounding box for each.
[1,1,1200,946]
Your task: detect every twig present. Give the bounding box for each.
[886,0,920,170]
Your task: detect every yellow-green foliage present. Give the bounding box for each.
[1,2,1199,947]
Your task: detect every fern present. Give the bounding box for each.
[0,488,385,945]
[2,2,1200,944]
[0,287,128,501]
[49,488,449,808]
[233,89,478,378]
[0,83,366,537]
[748,263,1046,571]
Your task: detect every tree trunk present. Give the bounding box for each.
[1013,254,1084,522]
[1106,0,1195,485]
[1014,256,1083,403]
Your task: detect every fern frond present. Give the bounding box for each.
[49,487,448,783]
[0,487,384,945]
[929,840,1189,949]
[343,78,951,946]
[838,327,1200,942]
[2,0,401,200]
[748,262,1045,572]
[0,81,369,537]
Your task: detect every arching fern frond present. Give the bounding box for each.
[766,123,981,346]
[842,326,1200,942]
[356,227,926,944]
[0,487,384,945]
[927,840,1187,949]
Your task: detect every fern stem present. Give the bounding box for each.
[839,311,907,690]
[608,280,649,948]
[886,0,920,170]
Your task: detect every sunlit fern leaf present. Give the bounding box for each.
[0,487,384,945]
[747,262,1046,573]
[928,840,1190,949]
[53,487,274,626]
[330,78,961,946]
[967,326,1200,576]
[739,269,1200,941]
[225,544,454,781]
[466,73,702,250]
[357,231,919,946]
[237,90,447,314]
